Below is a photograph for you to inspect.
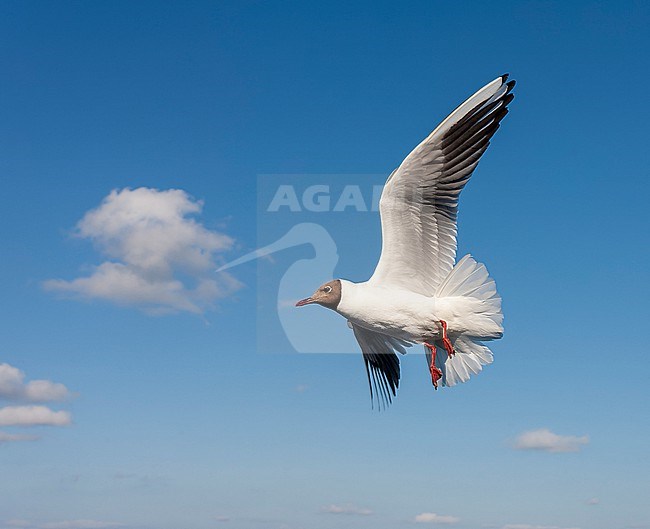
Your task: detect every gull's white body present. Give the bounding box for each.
[339,281,446,342]
[338,280,501,344]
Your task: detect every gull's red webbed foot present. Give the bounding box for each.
[439,320,455,357]
[424,342,443,389]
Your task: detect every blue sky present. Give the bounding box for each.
[1,1,649,529]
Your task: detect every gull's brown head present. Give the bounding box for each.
[295,279,341,310]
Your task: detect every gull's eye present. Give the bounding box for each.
[324,286,332,294]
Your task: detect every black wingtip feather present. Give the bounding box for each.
[501,73,510,82]
[363,354,400,411]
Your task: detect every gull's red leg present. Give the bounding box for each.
[424,342,442,390]
[439,320,455,357]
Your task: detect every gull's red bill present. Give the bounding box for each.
[295,297,314,307]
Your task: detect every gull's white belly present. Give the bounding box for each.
[337,284,441,342]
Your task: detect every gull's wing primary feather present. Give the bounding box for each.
[351,324,412,409]
[369,75,515,296]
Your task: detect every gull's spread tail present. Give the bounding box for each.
[426,255,503,387]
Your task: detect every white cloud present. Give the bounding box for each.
[0,431,40,443]
[414,513,460,524]
[586,497,600,505]
[44,187,241,314]
[0,405,71,427]
[0,363,71,402]
[514,429,589,453]
[0,365,73,443]
[321,504,373,515]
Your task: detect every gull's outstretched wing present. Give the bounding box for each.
[351,324,412,409]
[369,75,515,296]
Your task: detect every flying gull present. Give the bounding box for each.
[296,74,515,407]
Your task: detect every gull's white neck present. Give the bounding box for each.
[336,279,362,318]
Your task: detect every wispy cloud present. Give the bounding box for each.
[413,513,460,524]
[502,525,581,529]
[39,522,123,529]
[586,497,600,505]
[321,504,373,515]
[5,522,31,528]
[0,431,40,443]
[0,405,71,427]
[513,429,589,453]
[6,520,124,529]
[44,187,241,315]
[0,363,71,402]
[108,471,164,489]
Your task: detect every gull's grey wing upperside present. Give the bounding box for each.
[369,75,515,296]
